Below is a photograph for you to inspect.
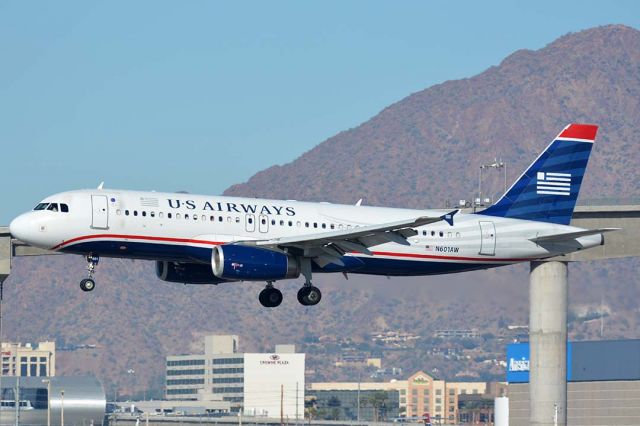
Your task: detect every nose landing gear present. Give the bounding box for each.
[80,254,99,292]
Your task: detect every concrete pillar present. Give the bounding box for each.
[529,260,568,426]
[0,229,10,284]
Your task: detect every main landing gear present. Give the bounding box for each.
[258,258,323,308]
[79,254,99,292]
[259,282,283,308]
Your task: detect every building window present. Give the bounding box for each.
[166,378,205,386]
[212,387,243,393]
[166,388,198,395]
[436,389,442,395]
[213,368,244,374]
[166,359,206,367]
[212,377,243,384]
[166,369,205,376]
[212,358,243,365]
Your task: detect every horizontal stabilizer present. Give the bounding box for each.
[529,228,619,243]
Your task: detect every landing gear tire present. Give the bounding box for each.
[80,278,96,292]
[259,287,283,308]
[297,286,322,306]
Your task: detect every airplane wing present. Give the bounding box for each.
[529,228,619,243]
[240,210,458,267]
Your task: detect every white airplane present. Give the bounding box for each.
[9,124,615,307]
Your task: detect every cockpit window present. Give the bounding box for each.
[60,203,69,213]
[34,203,49,211]
[47,203,59,212]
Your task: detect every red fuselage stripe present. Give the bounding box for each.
[53,233,526,262]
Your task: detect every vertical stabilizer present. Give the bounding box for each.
[479,123,597,225]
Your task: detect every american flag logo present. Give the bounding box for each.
[536,172,571,196]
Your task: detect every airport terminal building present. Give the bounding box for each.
[507,339,640,425]
[165,335,305,418]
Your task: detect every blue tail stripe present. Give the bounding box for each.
[479,136,594,225]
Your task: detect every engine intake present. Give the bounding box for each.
[212,245,300,281]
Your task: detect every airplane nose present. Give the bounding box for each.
[9,213,32,242]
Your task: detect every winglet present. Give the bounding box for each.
[440,210,459,226]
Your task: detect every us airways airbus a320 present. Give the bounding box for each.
[9,124,616,307]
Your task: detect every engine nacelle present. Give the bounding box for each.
[212,244,300,281]
[156,261,227,285]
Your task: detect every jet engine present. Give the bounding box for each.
[212,244,300,281]
[156,261,227,284]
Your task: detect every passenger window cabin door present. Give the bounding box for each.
[245,214,255,232]
[479,221,496,256]
[91,195,109,229]
[259,214,269,233]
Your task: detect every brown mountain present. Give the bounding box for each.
[225,25,640,207]
[3,25,640,398]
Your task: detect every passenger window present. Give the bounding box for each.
[322,223,326,229]
[219,216,223,222]
[330,224,335,230]
[142,211,147,217]
[159,212,164,218]
[134,211,138,216]
[305,222,309,228]
[193,215,198,220]
[431,231,435,237]
[210,216,215,222]
[227,217,232,223]
[423,230,427,236]
[150,211,155,218]
[288,221,293,227]
[447,232,452,238]
[339,224,344,230]
[185,214,189,219]
[235,217,240,223]
[261,218,267,225]
[248,218,253,224]
[271,219,276,225]
[202,215,206,221]
[456,232,461,238]
[116,209,121,216]
[280,220,285,226]
[176,213,181,219]
[313,223,318,228]
[168,212,172,219]
[60,204,69,213]
[296,221,301,227]
[439,231,444,237]
[125,210,130,216]
[47,203,59,212]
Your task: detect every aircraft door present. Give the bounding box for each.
[479,221,496,256]
[245,214,255,232]
[91,195,109,229]
[259,214,269,233]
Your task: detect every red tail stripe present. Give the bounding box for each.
[558,124,598,140]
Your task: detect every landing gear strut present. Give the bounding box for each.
[259,282,283,308]
[297,258,322,306]
[80,254,99,292]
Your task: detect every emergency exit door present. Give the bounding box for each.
[479,221,496,256]
[91,195,109,229]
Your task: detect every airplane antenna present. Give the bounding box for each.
[97,182,105,190]
[355,199,363,206]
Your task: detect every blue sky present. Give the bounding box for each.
[1,1,639,223]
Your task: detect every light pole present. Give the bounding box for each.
[126,369,135,401]
[42,379,51,426]
[477,158,506,210]
[60,390,64,426]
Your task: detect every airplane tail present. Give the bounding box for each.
[479,123,598,225]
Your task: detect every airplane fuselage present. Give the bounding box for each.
[10,189,601,277]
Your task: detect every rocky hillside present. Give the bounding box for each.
[2,25,640,397]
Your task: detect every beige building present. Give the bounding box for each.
[311,371,503,424]
[1,341,55,377]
